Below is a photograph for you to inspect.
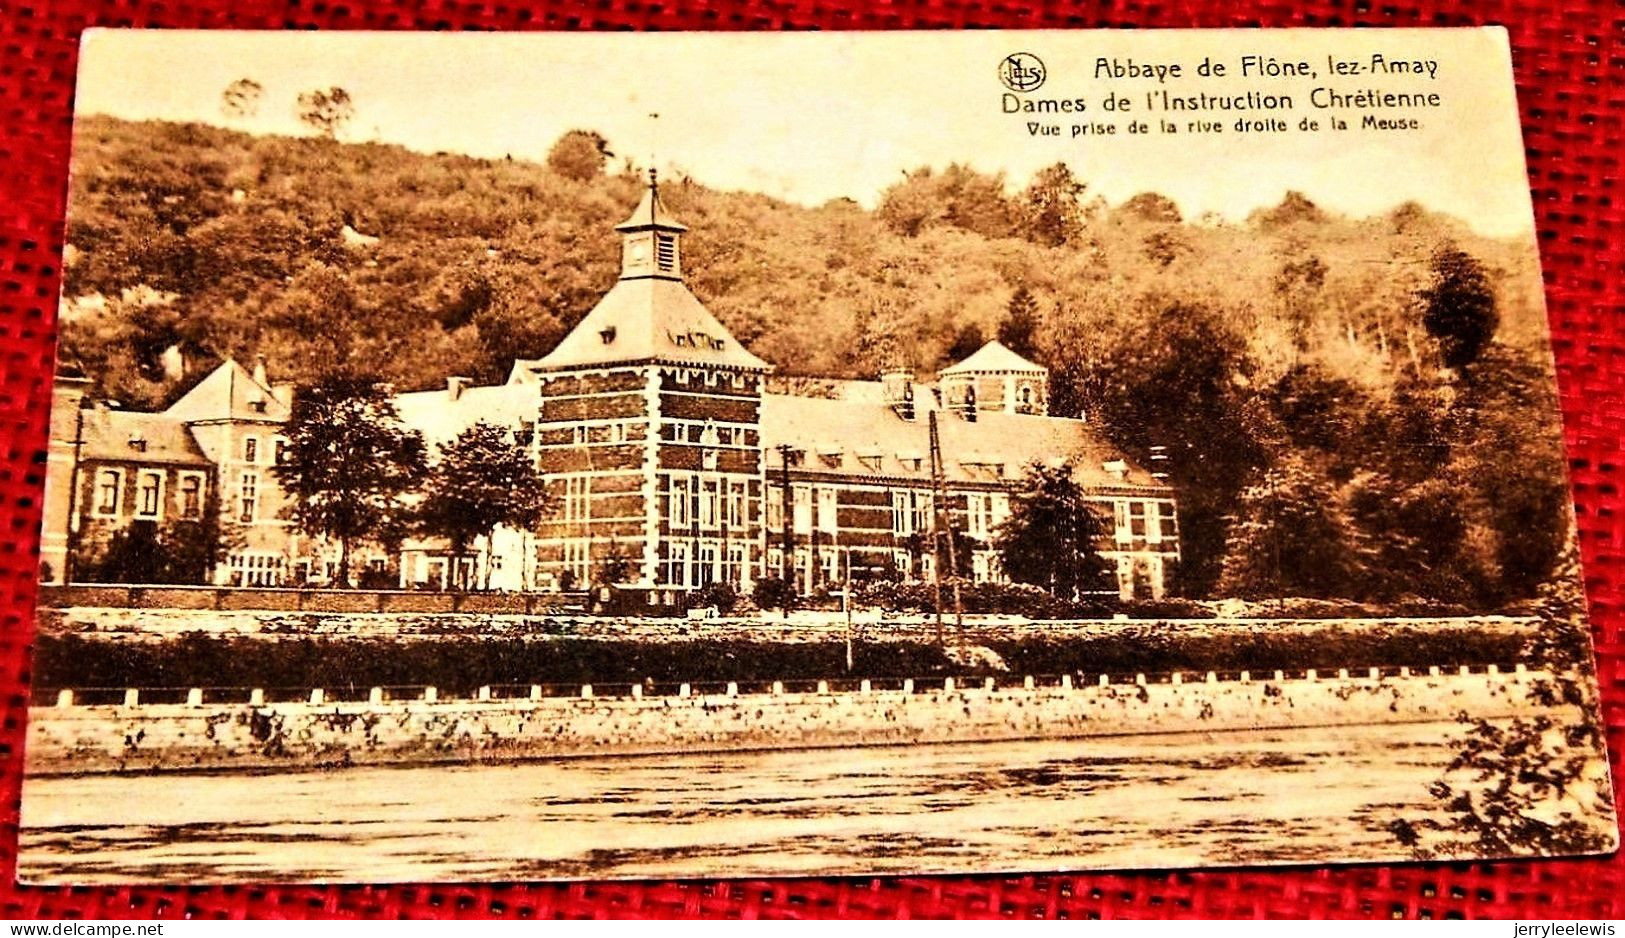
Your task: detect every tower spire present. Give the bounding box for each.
[616,164,687,281]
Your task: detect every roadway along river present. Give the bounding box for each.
[18,721,1479,882]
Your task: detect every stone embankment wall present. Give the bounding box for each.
[26,666,1557,776]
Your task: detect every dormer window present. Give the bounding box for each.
[127,435,147,453]
[819,448,844,468]
[600,327,617,344]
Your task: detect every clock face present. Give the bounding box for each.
[628,240,650,264]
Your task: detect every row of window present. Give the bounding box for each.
[669,474,750,530]
[240,434,288,466]
[90,468,206,522]
[658,420,754,448]
[659,540,752,589]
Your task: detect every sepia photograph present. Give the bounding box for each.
[18,28,1617,882]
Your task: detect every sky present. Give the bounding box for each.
[76,28,1536,237]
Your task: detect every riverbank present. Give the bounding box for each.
[26,665,1555,776]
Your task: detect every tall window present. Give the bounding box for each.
[93,469,122,517]
[564,476,591,523]
[792,484,812,534]
[765,486,783,531]
[135,470,163,520]
[273,436,288,465]
[238,471,259,523]
[178,474,204,520]
[816,487,837,534]
[698,479,718,529]
[670,476,690,528]
[243,436,259,464]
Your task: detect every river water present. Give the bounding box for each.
[18,721,1472,883]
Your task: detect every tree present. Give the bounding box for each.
[546,130,613,182]
[295,87,356,140]
[1118,191,1183,224]
[944,322,985,363]
[1420,245,1499,371]
[274,375,427,587]
[415,421,553,590]
[998,286,1040,359]
[994,461,1111,600]
[1019,162,1087,247]
[76,510,233,585]
[220,78,264,121]
[1216,454,1365,600]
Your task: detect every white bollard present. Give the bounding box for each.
[1338,668,1350,680]
[817,680,829,695]
[529,684,542,701]
[1459,665,1470,676]
[370,687,384,705]
[1368,668,1380,680]
[1135,674,1146,686]
[725,682,738,697]
[1273,670,1285,682]
[984,677,996,692]
[1023,675,1035,690]
[309,688,324,706]
[1306,669,1317,682]
[679,683,691,698]
[1205,672,1217,684]
[1061,674,1073,690]
[943,677,955,693]
[631,684,643,699]
[902,679,914,694]
[1515,663,1527,674]
[1399,666,1411,678]
[55,689,73,708]
[478,685,492,701]
[1240,671,1251,683]
[581,684,594,699]
[424,686,438,703]
[772,681,784,695]
[1171,673,1182,686]
[860,679,871,694]
[123,688,139,707]
[187,688,203,707]
[1098,674,1110,687]
[1428,666,1440,677]
[1487,664,1500,675]
[250,688,264,706]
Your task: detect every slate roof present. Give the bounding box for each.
[512,278,771,376]
[80,409,211,467]
[615,183,688,232]
[395,382,539,450]
[163,359,291,423]
[758,393,1167,492]
[938,340,1047,375]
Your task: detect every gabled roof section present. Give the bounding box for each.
[395,381,538,450]
[615,178,688,233]
[759,393,1167,492]
[81,409,212,467]
[940,340,1047,376]
[163,359,291,423]
[513,278,770,375]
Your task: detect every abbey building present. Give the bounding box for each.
[41,179,1180,601]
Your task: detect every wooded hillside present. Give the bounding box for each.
[57,116,1571,604]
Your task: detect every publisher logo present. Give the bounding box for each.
[999,53,1046,92]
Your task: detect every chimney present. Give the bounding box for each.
[252,354,269,388]
[1149,444,1170,481]
[881,368,915,421]
[447,376,470,402]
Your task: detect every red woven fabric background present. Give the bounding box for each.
[0,0,1620,920]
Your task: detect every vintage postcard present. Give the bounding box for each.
[18,28,1617,882]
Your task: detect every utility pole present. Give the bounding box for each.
[926,411,963,647]
[775,443,795,621]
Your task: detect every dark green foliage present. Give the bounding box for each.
[994,461,1112,600]
[998,286,1040,359]
[30,624,1526,695]
[689,581,739,613]
[945,322,985,362]
[1019,162,1088,247]
[1421,245,1499,370]
[1217,454,1365,600]
[274,375,427,586]
[546,130,613,182]
[415,421,554,589]
[752,576,794,610]
[295,87,355,140]
[77,518,224,585]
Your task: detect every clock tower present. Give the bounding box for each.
[616,169,686,281]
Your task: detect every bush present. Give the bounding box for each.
[751,576,794,610]
[688,581,739,614]
[1118,597,1215,619]
[853,578,1116,619]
